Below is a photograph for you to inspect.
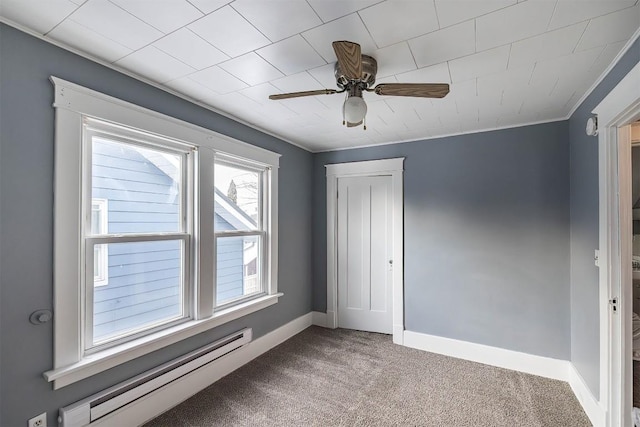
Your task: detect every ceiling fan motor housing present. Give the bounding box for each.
[335,54,377,90]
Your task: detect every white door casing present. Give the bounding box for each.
[326,158,404,344]
[337,175,393,334]
[594,60,640,427]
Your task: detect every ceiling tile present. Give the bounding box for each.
[47,19,132,63]
[257,35,326,76]
[116,46,196,83]
[109,0,203,34]
[219,52,284,85]
[477,64,534,100]
[164,76,219,101]
[188,6,270,57]
[548,0,636,30]
[187,0,232,14]
[301,13,378,62]
[396,62,451,84]
[153,28,229,70]
[434,0,515,28]
[270,96,330,116]
[576,5,640,52]
[271,71,325,92]
[0,0,78,34]
[529,46,604,88]
[476,1,556,51]
[189,66,249,93]
[374,42,416,77]
[448,46,510,83]
[308,63,340,88]
[68,0,163,50]
[239,83,299,114]
[358,0,439,48]
[508,22,587,69]
[589,40,627,77]
[231,0,321,42]
[408,20,476,68]
[307,0,383,23]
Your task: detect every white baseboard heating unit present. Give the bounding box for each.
[59,328,252,427]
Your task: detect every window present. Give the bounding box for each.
[48,77,280,389]
[214,160,266,307]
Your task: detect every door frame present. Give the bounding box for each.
[326,158,405,344]
[594,61,640,427]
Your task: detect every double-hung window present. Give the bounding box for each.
[47,77,280,389]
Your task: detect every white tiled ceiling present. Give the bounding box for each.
[1,0,639,152]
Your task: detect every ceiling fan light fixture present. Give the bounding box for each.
[344,95,367,124]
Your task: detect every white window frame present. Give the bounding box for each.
[91,198,109,287]
[46,76,281,389]
[214,156,270,308]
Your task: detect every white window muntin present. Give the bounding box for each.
[82,120,194,352]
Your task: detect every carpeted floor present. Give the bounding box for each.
[145,326,591,427]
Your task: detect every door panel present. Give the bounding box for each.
[337,175,392,334]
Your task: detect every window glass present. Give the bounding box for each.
[214,163,260,231]
[215,235,262,306]
[92,240,184,346]
[92,137,182,234]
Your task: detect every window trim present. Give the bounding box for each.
[48,76,280,389]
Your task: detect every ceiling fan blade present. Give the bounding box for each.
[373,83,450,98]
[269,89,337,100]
[332,41,362,80]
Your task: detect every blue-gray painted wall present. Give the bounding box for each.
[569,37,640,399]
[0,23,312,427]
[313,122,571,360]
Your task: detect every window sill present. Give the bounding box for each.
[44,293,283,389]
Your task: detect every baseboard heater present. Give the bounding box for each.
[59,328,252,427]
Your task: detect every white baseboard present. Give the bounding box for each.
[568,364,606,427]
[403,330,570,381]
[92,312,313,427]
[312,311,328,327]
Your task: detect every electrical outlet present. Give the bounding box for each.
[28,412,47,427]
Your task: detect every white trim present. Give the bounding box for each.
[403,330,569,381]
[45,293,282,389]
[51,77,281,167]
[325,158,404,344]
[87,312,313,427]
[594,61,640,427]
[569,363,606,427]
[567,26,640,120]
[311,311,328,327]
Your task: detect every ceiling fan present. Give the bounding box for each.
[269,40,450,128]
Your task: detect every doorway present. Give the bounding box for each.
[325,158,405,344]
[594,60,640,427]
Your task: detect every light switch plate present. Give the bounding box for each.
[595,249,600,267]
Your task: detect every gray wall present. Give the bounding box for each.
[569,37,640,400]
[0,24,313,427]
[313,121,571,359]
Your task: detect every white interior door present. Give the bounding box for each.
[337,175,393,334]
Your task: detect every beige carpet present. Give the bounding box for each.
[145,326,591,427]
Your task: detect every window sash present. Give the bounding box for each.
[214,231,266,309]
[84,234,191,352]
[82,121,194,352]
